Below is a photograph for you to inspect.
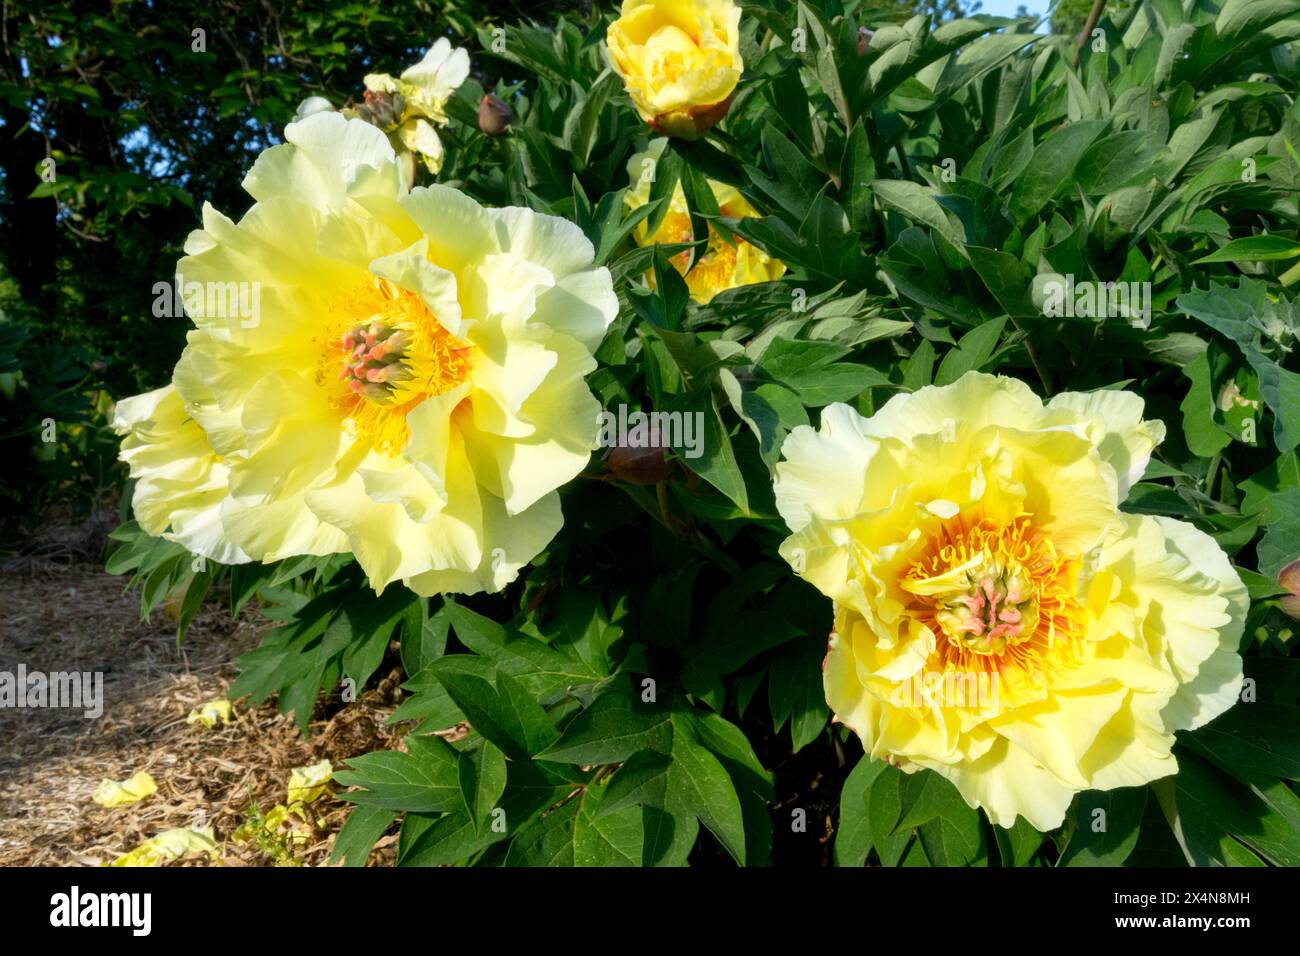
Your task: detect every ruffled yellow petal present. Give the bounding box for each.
[93,771,158,808]
[110,827,219,867]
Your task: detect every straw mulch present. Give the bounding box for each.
[0,557,405,867]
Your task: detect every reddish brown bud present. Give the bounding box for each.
[603,442,673,486]
[1278,558,1300,619]
[477,93,513,136]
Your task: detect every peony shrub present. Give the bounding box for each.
[106,1,1300,868]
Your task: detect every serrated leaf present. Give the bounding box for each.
[336,734,462,813]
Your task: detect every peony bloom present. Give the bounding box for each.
[351,38,470,176]
[625,138,783,302]
[774,372,1247,831]
[119,111,617,596]
[606,0,743,140]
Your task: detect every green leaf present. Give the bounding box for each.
[994,817,1044,867]
[444,600,604,696]
[536,685,672,765]
[892,770,965,835]
[1007,121,1106,223]
[600,750,674,817]
[504,799,582,866]
[767,638,828,753]
[336,734,462,813]
[399,809,501,866]
[1185,703,1300,782]
[834,757,889,867]
[425,656,559,759]
[1058,788,1147,866]
[867,763,911,866]
[967,246,1035,318]
[671,387,749,513]
[1180,352,1233,457]
[916,797,987,866]
[935,316,1007,385]
[329,805,397,867]
[873,179,964,250]
[1257,489,1300,578]
[1195,234,1300,264]
[562,69,617,166]
[665,722,747,865]
[175,567,213,641]
[1158,750,1300,866]
[459,741,508,834]
[574,775,644,866]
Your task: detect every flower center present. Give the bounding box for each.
[929,555,1039,656]
[317,278,473,454]
[339,320,415,404]
[902,517,1079,671]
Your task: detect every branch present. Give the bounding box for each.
[1072,0,1108,69]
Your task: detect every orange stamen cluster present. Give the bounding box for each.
[905,516,1081,679]
[317,278,474,455]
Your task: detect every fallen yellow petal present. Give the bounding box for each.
[287,759,332,806]
[109,827,219,867]
[93,771,157,808]
[186,699,233,728]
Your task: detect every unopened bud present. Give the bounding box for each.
[603,442,673,485]
[478,93,513,136]
[650,94,733,141]
[1278,558,1300,619]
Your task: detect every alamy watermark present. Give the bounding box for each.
[152,273,261,329]
[0,664,103,718]
[1038,273,1151,329]
[597,404,704,460]
[888,670,1000,711]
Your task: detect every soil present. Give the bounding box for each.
[0,544,403,867]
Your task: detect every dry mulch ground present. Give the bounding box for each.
[0,550,405,867]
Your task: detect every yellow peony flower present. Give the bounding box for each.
[120,111,617,596]
[112,385,249,565]
[774,372,1247,831]
[354,38,470,176]
[625,138,783,303]
[607,0,743,139]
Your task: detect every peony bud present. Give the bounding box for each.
[603,438,673,486]
[648,94,733,141]
[477,93,513,136]
[1278,557,1300,619]
[606,0,743,141]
